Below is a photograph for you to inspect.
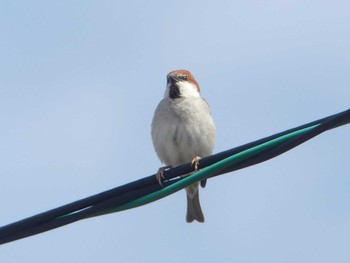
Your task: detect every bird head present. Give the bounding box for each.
[164,70,201,99]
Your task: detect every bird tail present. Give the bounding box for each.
[186,184,205,223]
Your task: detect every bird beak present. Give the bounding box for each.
[167,73,179,84]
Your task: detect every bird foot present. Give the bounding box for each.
[191,156,201,171]
[156,165,171,187]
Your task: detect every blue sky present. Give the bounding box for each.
[0,1,349,262]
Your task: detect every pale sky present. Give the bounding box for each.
[0,1,349,262]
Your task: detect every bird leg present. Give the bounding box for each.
[156,165,172,187]
[191,156,207,188]
[191,156,201,171]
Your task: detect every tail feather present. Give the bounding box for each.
[186,185,205,223]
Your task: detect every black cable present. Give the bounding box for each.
[0,108,349,245]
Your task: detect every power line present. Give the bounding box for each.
[0,108,349,245]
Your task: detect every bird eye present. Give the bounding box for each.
[180,74,188,81]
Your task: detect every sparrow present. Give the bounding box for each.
[151,69,216,223]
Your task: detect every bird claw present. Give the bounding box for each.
[156,166,171,187]
[156,157,201,187]
[191,156,201,171]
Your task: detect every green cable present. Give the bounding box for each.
[93,124,319,217]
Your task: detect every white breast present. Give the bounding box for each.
[151,96,216,167]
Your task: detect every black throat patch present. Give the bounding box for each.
[169,85,180,99]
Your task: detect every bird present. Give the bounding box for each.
[151,69,216,223]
